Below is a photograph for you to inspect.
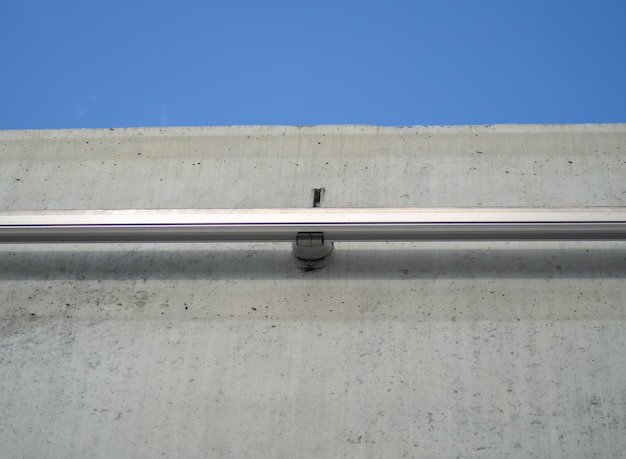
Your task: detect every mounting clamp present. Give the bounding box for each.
[292,232,334,269]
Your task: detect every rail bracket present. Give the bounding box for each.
[292,232,334,269]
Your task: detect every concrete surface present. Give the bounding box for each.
[1,124,625,458]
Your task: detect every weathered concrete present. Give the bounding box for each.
[1,124,625,458]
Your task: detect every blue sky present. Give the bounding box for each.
[1,1,625,129]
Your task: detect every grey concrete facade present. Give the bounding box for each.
[1,124,625,458]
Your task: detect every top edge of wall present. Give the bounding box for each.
[1,123,626,140]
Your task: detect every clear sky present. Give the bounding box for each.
[2,0,625,129]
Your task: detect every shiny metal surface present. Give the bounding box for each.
[1,207,626,242]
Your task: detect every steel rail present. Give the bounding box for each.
[1,207,626,243]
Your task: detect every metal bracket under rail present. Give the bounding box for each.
[1,207,626,263]
[292,232,334,269]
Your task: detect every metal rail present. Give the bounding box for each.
[1,207,626,243]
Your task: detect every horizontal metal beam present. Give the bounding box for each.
[1,207,626,243]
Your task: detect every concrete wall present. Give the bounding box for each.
[1,124,625,458]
